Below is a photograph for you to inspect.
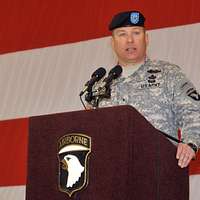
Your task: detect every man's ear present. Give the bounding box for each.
[111,36,115,50]
[145,32,149,46]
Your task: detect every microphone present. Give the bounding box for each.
[100,65,122,88]
[79,67,106,96]
[91,65,122,99]
[84,65,122,107]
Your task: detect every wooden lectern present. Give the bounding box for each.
[26,105,189,200]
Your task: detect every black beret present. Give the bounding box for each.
[109,10,145,31]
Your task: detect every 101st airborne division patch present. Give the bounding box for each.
[57,133,91,197]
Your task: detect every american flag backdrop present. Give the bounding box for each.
[0,1,200,199]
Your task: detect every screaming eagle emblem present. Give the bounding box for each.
[57,133,91,197]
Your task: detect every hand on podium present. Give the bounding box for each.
[176,143,196,168]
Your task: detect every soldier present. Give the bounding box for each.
[95,10,200,168]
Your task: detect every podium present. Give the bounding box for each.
[26,105,189,200]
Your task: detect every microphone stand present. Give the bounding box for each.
[90,85,111,108]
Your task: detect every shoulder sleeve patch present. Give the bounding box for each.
[181,82,200,101]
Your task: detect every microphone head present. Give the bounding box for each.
[91,67,106,81]
[108,65,122,79]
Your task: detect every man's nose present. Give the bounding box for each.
[127,34,134,42]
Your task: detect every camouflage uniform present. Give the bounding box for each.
[98,58,200,147]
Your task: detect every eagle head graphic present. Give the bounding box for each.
[61,154,84,188]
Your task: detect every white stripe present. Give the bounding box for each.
[0,186,25,200]
[0,23,199,120]
[190,175,200,200]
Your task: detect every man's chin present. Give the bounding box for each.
[123,57,145,65]
[126,56,140,63]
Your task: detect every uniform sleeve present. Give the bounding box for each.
[170,66,200,147]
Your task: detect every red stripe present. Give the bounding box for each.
[189,151,200,175]
[0,0,200,54]
[0,118,28,186]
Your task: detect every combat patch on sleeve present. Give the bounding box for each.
[181,82,200,101]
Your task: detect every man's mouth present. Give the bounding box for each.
[126,47,137,53]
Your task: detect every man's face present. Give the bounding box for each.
[112,26,148,65]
